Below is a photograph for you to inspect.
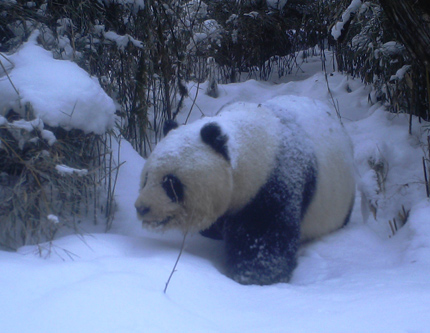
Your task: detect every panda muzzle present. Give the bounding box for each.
[136,205,173,227]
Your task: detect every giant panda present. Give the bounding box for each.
[134,95,355,285]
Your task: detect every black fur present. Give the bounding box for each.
[227,163,316,285]
[163,120,178,136]
[343,198,355,227]
[200,219,225,240]
[222,177,301,285]
[200,155,317,285]
[199,115,319,285]
[162,174,184,203]
[200,123,230,161]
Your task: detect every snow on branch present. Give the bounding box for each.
[390,65,411,82]
[55,164,88,176]
[103,31,144,50]
[331,0,363,40]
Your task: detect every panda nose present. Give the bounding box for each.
[136,205,150,217]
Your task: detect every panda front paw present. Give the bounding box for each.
[227,257,295,285]
[225,239,298,285]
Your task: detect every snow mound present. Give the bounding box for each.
[0,31,115,134]
[403,200,430,264]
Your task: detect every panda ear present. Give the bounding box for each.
[200,122,230,162]
[163,119,178,136]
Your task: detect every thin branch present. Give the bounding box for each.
[321,51,342,124]
[184,81,202,124]
[164,230,188,294]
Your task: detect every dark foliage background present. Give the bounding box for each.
[3,0,428,147]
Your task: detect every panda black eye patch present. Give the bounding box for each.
[162,174,184,203]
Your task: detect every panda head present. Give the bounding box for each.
[134,121,233,232]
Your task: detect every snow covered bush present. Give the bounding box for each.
[326,0,429,121]
[0,0,331,156]
[1,0,183,156]
[0,32,118,250]
[0,115,117,250]
[202,0,308,82]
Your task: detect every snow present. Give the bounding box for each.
[390,65,411,82]
[55,164,89,176]
[47,215,60,224]
[0,31,115,134]
[41,129,56,146]
[244,11,259,19]
[375,41,405,59]
[103,31,144,50]
[3,117,49,149]
[1,47,430,332]
[331,0,362,40]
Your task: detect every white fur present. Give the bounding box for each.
[135,96,355,240]
[135,104,281,232]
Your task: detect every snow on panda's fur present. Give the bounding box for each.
[135,95,355,285]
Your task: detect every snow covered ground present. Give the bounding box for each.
[1,41,430,332]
